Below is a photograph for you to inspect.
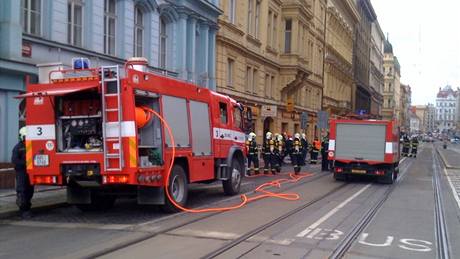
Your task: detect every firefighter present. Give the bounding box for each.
[246,132,260,175]
[410,136,419,158]
[300,133,308,166]
[292,133,303,174]
[263,132,277,174]
[274,134,284,172]
[310,138,320,164]
[402,136,410,157]
[11,127,34,219]
[285,134,293,165]
[321,136,330,171]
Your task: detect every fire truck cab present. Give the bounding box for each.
[19,58,248,211]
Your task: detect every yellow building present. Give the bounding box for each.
[216,0,326,142]
[323,0,359,118]
[382,39,401,123]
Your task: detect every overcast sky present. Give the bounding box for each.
[372,0,460,105]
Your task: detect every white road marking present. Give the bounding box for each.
[398,238,432,252]
[359,233,394,247]
[443,167,460,209]
[170,229,239,240]
[296,184,372,237]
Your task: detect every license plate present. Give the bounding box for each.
[351,169,366,174]
[34,155,49,167]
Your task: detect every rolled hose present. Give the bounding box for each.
[144,106,313,213]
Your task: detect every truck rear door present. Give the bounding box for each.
[335,122,386,162]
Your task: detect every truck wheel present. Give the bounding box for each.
[76,193,116,212]
[334,173,346,181]
[380,170,394,184]
[223,158,243,195]
[162,164,188,213]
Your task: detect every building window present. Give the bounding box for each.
[227,58,234,87]
[229,0,236,24]
[252,69,258,94]
[104,0,116,55]
[159,18,167,69]
[247,0,253,34]
[133,6,144,57]
[246,66,252,93]
[267,11,272,45]
[265,74,270,98]
[284,19,292,53]
[254,0,260,38]
[273,14,278,47]
[22,0,41,35]
[67,0,83,47]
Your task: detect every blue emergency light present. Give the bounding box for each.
[72,58,90,69]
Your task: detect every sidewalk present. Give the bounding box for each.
[437,144,460,169]
[0,186,67,219]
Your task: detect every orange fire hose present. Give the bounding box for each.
[140,106,313,213]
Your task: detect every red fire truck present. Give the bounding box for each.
[18,58,248,211]
[328,119,400,184]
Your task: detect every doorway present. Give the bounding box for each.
[263,117,274,137]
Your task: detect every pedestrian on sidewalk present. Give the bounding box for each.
[12,127,34,218]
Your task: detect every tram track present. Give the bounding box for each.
[201,151,414,259]
[433,149,451,259]
[86,170,334,258]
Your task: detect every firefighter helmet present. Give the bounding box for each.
[248,132,256,141]
[294,133,301,139]
[266,132,272,139]
[277,134,283,141]
[301,133,306,139]
[19,127,27,141]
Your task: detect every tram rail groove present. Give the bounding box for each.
[85,171,332,258]
[328,153,413,259]
[433,150,451,259]
[200,183,349,259]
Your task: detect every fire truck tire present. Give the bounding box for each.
[75,193,116,212]
[333,173,347,181]
[162,164,189,213]
[223,158,243,195]
[380,170,395,184]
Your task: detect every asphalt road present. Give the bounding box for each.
[1,144,460,259]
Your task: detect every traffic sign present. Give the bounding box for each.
[317,111,329,129]
[301,112,308,129]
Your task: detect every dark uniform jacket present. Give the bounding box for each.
[12,141,26,171]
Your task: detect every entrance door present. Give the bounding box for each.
[263,117,274,137]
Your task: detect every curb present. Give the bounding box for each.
[0,201,68,219]
[436,147,457,169]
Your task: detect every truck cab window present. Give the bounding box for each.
[233,106,243,130]
[220,102,228,124]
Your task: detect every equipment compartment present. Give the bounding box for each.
[56,91,103,152]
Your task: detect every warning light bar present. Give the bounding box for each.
[33,175,57,185]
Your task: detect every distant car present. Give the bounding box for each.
[450,138,460,144]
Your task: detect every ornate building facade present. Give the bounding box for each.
[322,0,359,118]
[382,39,401,123]
[369,20,384,117]
[400,83,411,131]
[352,0,376,113]
[216,0,326,142]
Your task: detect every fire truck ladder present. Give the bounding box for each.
[101,65,123,171]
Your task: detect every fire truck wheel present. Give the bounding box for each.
[162,164,189,213]
[380,170,395,184]
[223,158,243,195]
[75,193,116,212]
